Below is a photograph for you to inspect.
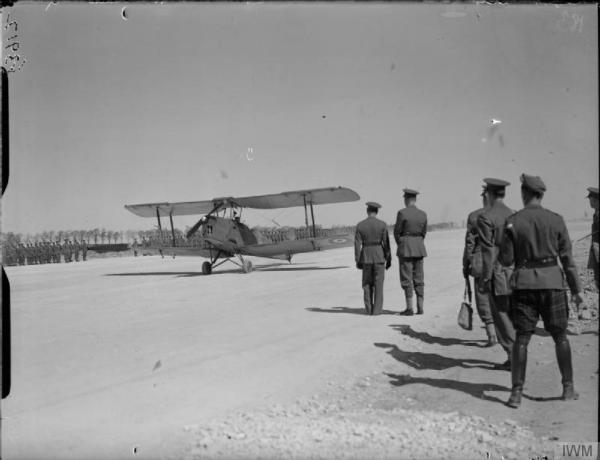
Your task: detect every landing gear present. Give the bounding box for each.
[242,259,253,273]
[201,250,253,275]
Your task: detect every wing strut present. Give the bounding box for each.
[303,195,309,234]
[169,212,176,247]
[156,207,162,232]
[310,202,316,238]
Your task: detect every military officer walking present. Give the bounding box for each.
[394,189,428,315]
[477,178,516,370]
[586,187,599,289]
[463,188,498,347]
[500,174,583,407]
[354,202,392,315]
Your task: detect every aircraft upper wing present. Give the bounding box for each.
[124,200,216,218]
[125,186,360,218]
[235,186,360,209]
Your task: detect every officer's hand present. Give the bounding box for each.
[386,259,391,270]
[462,266,470,279]
[572,292,584,308]
[356,262,363,270]
[478,279,491,293]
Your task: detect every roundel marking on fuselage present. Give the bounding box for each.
[330,238,348,244]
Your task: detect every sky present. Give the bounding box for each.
[1,2,598,235]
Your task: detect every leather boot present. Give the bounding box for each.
[556,339,579,401]
[485,323,498,347]
[399,295,414,316]
[507,340,527,408]
[416,296,424,315]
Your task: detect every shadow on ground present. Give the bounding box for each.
[384,373,510,405]
[375,342,497,370]
[390,324,488,347]
[307,307,399,315]
[105,264,349,278]
[384,373,563,405]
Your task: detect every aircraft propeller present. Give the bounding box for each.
[186,217,206,239]
[185,201,227,239]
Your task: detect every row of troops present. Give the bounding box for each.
[13,240,88,265]
[354,176,599,408]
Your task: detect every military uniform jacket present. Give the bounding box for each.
[477,201,513,295]
[354,216,391,264]
[394,206,427,258]
[463,207,485,278]
[499,204,581,294]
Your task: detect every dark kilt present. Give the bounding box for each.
[510,289,569,335]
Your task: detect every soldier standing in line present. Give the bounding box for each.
[43,242,50,264]
[463,188,498,347]
[500,174,583,407]
[477,178,516,370]
[73,240,80,262]
[16,243,24,265]
[34,242,41,264]
[354,202,392,315]
[82,240,88,261]
[394,189,428,315]
[53,242,60,263]
[25,243,32,265]
[586,187,599,289]
[63,239,72,263]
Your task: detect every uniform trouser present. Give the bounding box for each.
[489,293,516,357]
[362,263,385,315]
[398,257,424,298]
[473,277,494,325]
[592,257,599,290]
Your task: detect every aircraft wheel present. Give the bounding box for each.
[242,260,253,273]
[202,261,212,275]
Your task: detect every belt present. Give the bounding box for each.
[401,233,424,237]
[517,258,558,269]
[362,241,383,246]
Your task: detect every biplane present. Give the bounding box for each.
[124,186,360,274]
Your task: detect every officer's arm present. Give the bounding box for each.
[477,214,494,283]
[354,228,362,263]
[393,212,403,245]
[422,214,428,240]
[557,217,582,295]
[383,228,391,262]
[463,216,475,275]
[498,222,515,267]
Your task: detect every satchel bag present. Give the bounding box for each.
[458,279,474,331]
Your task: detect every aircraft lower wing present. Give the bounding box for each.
[239,233,354,259]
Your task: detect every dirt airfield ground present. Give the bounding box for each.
[2,222,597,460]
